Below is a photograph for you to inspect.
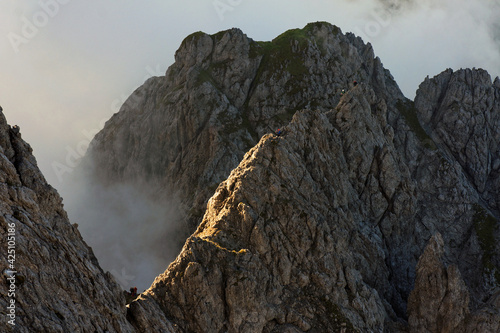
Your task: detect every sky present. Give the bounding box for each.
[1,0,499,290]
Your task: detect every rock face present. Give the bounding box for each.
[127,94,404,332]
[0,108,134,332]
[408,233,470,333]
[415,68,500,216]
[414,67,500,305]
[124,80,499,332]
[5,22,500,332]
[87,22,400,232]
[408,233,500,333]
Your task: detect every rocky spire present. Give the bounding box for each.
[124,79,499,331]
[408,233,500,333]
[407,233,470,333]
[85,22,500,331]
[87,22,403,233]
[4,22,500,332]
[415,68,500,216]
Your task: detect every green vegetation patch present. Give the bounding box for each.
[249,32,308,80]
[194,22,342,141]
[195,68,217,88]
[180,31,207,49]
[396,99,437,150]
[268,26,315,76]
[473,203,500,285]
[249,22,341,80]
[192,22,342,84]
[245,22,342,118]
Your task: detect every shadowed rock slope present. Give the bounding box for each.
[87,22,400,233]
[86,22,499,331]
[415,68,500,217]
[0,108,134,332]
[125,79,500,332]
[408,233,500,333]
[5,22,500,332]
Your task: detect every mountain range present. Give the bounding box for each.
[0,21,499,332]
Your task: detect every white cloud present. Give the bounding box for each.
[369,0,500,96]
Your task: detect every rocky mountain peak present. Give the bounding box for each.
[83,24,500,331]
[88,22,403,233]
[5,22,500,332]
[415,69,500,207]
[123,76,500,331]
[408,232,500,332]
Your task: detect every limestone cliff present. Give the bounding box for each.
[125,81,499,332]
[0,108,134,332]
[415,68,500,217]
[408,233,500,333]
[87,22,400,232]
[4,21,500,332]
[86,22,500,332]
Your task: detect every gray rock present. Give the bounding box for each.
[408,233,500,333]
[0,110,134,332]
[415,68,500,214]
[88,23,500,332]
[5,22,500,332]
[408,233,470,333]
[87,22,402,233]
[126,80,499,331]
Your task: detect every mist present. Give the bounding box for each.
[65,167,186,291]
[349,0,500,97]
[1,0,499,292]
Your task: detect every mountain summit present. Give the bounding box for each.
[88,21,500,332]
[88,22,402,233]
[2,22,499,332]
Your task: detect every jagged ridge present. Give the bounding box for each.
[87,22,402,232]
[3,21,499,332]
[127,80,500,331]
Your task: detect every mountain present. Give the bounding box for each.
[3,22,500,332]
[415,68,500,216]
[0,108,134,332]
[123,73,500,332]
[87,22,401,233]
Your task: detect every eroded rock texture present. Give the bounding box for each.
[125,79,499,332]
[3,22,500,332]
[88,22,399,232]
[92,23,500,332]
[408,233,500,333]
[0,108,134,332]
[415,68,500,216]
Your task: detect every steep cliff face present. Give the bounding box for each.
[0,108,133,332]
[127,86,406,332]
[415,68,500,216]
[408,233,500,333]
[124,78,499,332]
[405,68,500,333]
[6,22,500,332]
[414,68,500,301]
[88,22,401,231]
[84,22,500,332]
